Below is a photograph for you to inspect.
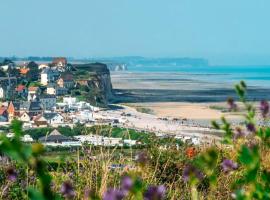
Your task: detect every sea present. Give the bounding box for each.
[127,65,270,88]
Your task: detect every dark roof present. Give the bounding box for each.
[13,101,43,111]
[29,101,43,111]
[43,113,59,120]
[38,129,76,142]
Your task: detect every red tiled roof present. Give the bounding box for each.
[20,68,29,75]
[0,107,7,115]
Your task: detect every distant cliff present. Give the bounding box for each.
[123,57,209,67]
[72,63,113,107]
[107,63,128,71]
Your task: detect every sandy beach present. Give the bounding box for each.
[110,72,250,126]
[125,102,240,120]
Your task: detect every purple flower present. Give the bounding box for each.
[60,181,75,199]
[121,176,133,192]
[144,185,166,200]
[221,159,238,173]
[260,100,269,118]
[6,167,17,182]
[227,97,237,111]
[246,123,256,133]
[135,152,149,165]
[182,164,204,183]
[103,188,125,200]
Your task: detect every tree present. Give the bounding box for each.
[26,61,39,81]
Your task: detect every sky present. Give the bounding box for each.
[0,0,270,65]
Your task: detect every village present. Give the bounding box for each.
[0,58,221,148]
[0,58,137,147]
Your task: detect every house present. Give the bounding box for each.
[47,84,68,96]
[32,115,48,127]
[27,101,43,117]
[52,57,67,69]
[38,129,81,147]
[43,113,64,124]
[9,101,43,118]
[41,68,59,86]
[16,85,28,98]
[74,135,122,146]
[28,87,40,101]
[39,94,56,110]
[0,77,17,100]
[123,139,138,146]
[28,87,40,95]
[63,96,76,106]
[72,110,94,123]
[19,112,31,122]
[21,135,34,142]
[57,73,74,88]
[0,106,8,122]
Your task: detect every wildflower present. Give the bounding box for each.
[103,188,125,200]
[60,181,75,199]
[182,164,204,183]
[6,167,17,182]
[227,97,237,111]
[135,151,149,165]
[144,185,166,200]
[121,176,133,192]
[246,123,256,133]
[186,147,196,158]
[234,127,246,139]
[221,159,238,173]
[260,100,269,118]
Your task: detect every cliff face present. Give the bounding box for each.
[73,63,113,107]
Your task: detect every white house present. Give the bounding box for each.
[74,135,123,147]
[47,84,68,96]
[123,139,137,146]
[72,110,94,123]
[41,69,59,86]
[63,96,77,106]
[19,112,31,122]
[21,135,34,142]
[43,113,64,124]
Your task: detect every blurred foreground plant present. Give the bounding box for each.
[183,81,270,200]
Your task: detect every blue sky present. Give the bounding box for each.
[0,0,269,65]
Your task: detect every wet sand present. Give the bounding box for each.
[111,72,266,126]
[111,72,270,103]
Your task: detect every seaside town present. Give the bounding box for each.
[0,58,220,148]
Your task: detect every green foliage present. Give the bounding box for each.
[0,120,57,200]
[2,81,270,199]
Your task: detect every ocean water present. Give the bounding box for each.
[127,65,270,88]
